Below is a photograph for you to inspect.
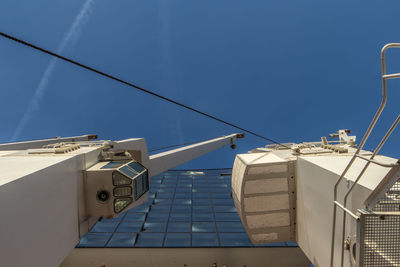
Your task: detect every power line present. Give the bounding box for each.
[149,139,210,152]
[0,31,288,147]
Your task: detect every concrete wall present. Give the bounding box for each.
[61,247,311,267]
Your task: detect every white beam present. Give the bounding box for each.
[0,134,98,151]
[149,133,243,176]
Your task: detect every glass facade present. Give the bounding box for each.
[78,169,296,248]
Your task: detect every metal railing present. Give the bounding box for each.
[329,43,400,267]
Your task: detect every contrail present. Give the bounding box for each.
[11,0,95,141]
[158,0,185,145]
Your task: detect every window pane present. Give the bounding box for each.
[124,212,146,222]
[219,233,251,247]
[173,199,192,205]
[77,233,111,247]
[216,222,246,233]
[167,222,191,232]
[153,199,172,205]
[157,188,175,193]
[128,161,145,173]
[90,221,119,233]
[192,206,212,213]
[156,192,174,199]
[192,193,209,199]
[150,204,171,212]
[146,212,169,222]
[212,199,233,205]
[213,205,237,213]
[211,193,231,199]
[120,165,138,178]
[130,204,150,213]
[214,212,241,222]
[192,213,214,222]
[192,188,209,193]
[164,233,191,247]
[192,222,216,232]
[192,199,211,205]
[135,233,165,247]
[174,193,191,199]
[192,233,219,247]
[171,206,190,213]
[169,213,191,222]
[106,233,137,247]
[116,221,143,232]
[143,222,167,232]
[175,187,191,193]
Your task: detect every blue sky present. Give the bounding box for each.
[0,0,399,169]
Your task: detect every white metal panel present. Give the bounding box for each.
[244,178,288,194]
[0,156,82,267]
[296,156,389,267]
[244,195,289,212]
[149,134,239,177]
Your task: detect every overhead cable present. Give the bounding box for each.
[0,31,289,147]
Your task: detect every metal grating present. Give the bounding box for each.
[360,214,400,267]
[373,179,400,212]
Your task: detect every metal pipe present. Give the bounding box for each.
[329,43,400,267]
[333,201,359,220]
[355,154,399,168]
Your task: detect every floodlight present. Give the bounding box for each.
[85,160,149,218]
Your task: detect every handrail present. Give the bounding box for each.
[339,115,400,266]
[329,43,400,267]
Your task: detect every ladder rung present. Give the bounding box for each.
[383,73,400,79]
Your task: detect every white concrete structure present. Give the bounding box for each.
[231,131,400,267]
[0,133,242,267]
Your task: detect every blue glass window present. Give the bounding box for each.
[192,222,216,232]
[216,222,246,232]
[213,205,237,213]
[212,193,231,199]
[192,199,211,205]
[143,222,167,232]
[175,187,192,193]
[156,192,174,199]
[192,193,209,199]
[193,206,212,213]
[173,199,192,205]
[157,188,175,193]
[285,241,298,247]
[167,222,191,232]
[153,199,172,205]
[135,233,165,247]
[174,193,191,199]
[146,212,169,222]
[150,204,171,212]
[164,233,191,247]
[90,221,119,233]
[171,205,191,213]
[210,187,229,193]
[219,233,251,247]
[169,213,191,222]
[124,212,146,221]
[192,213,214,222]
[78,233,111,247]
[116,221,143,232]
[130,204,150,213]
[192,233,219,247]
[192,188,209,193]
[214,212,241,221]
[212,199,233,205]
[106,233,137,247]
